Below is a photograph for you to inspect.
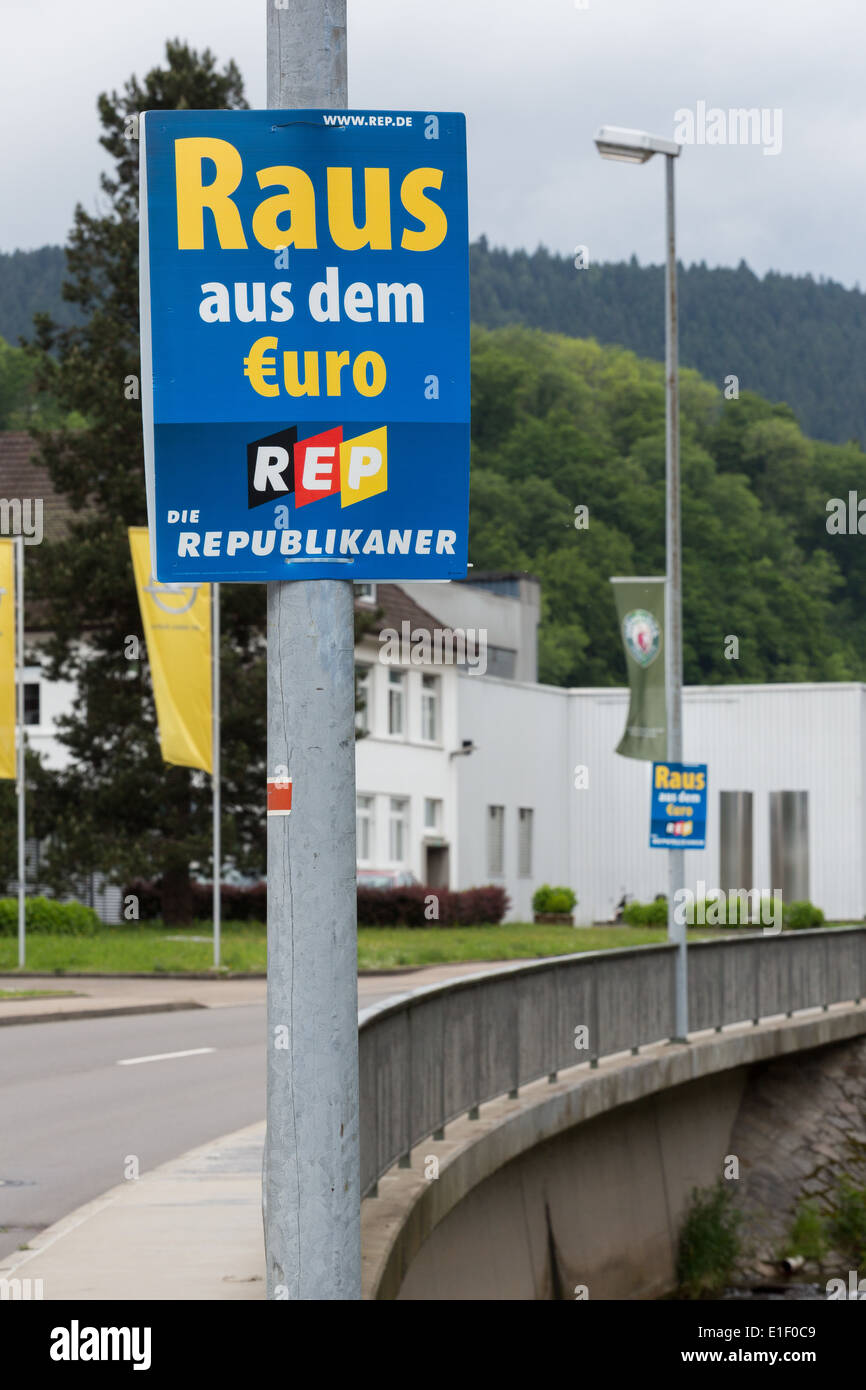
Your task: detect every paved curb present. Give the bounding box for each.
[0,1000,206,1027]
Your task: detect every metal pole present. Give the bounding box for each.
[265,0,360,1301]
[664,152,687,1040]
[16,536,25,970]
[212,582,220,970]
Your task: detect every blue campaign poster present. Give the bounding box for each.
[650,762,708,849]
[139,109,469,582]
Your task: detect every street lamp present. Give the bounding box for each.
[595,125,688,1040]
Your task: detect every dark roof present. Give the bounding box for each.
[458,570,540,585]
[356,583,443,639]
[0,431,74,542]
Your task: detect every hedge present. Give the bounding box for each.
[357,884,509,927]
[125,880,267,922]
[0,896,101,936]
[125,880,509,927]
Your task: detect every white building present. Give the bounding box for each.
[3,431,860,924]
[352,574,540,888]
[355,579,862,925]
[456,676,863,924]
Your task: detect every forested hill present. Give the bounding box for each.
[3,241,866,443]
[470,325,866,688]
[470,239,866,446]
[0,246,77,344]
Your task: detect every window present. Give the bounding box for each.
[518,808,533,877]
[487,805,505,877]
[23,682,40,727]
[420,673,440,742]
[424,797,442,831]
[388,670,405,736]
[389,797,409,863]
[355,664,372,734]
[356,795,374,863]
[355,582,377,604]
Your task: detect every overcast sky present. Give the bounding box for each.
[2,0,863,286]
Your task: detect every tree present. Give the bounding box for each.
[26,42,254,924]
[467,324,860,690]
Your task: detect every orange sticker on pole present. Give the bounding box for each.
[267,776,293,816]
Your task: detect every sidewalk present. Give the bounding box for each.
[0,958,522,1026]
[0,1123,267,1300]
[0,973,267,1026]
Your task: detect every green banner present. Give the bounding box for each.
[610,577,667,761]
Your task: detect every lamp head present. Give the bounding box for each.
[594,126,681,163]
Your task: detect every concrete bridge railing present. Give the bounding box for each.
[358,926,866,1197]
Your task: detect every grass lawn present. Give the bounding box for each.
[0,988,77,999]
[356,924,717,969]
[0,921,719,975]
[0,924,266,975]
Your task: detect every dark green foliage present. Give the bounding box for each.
[23,42,252,924]
[469,324,862,688]
[676,1182,742,1298]
[470,239,866,445]
[0,332,80,429]
[0,246,78,348]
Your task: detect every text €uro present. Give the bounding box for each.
[213,271,425,400]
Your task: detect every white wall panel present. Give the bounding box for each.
[457,677,865,925]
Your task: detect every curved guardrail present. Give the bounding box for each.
[358,927,866,1197]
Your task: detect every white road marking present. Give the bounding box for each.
[116,1047,216,1066]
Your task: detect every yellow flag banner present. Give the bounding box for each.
[0,540,15,780]
[129,527,212,773]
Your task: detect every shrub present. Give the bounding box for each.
[785,1199,829,1264]
[829,1179,866,1264]
[622,898,668,927]
[356,884,509,927]
[783,900,825,930]
[676,1182,742,1298]
[532,884,577,914]
[0,896,101,936]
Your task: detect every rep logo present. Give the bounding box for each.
[248,425,388,511]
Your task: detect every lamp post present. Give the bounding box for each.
[594,126,688,1039]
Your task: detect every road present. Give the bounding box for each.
[0,976,409,1261]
